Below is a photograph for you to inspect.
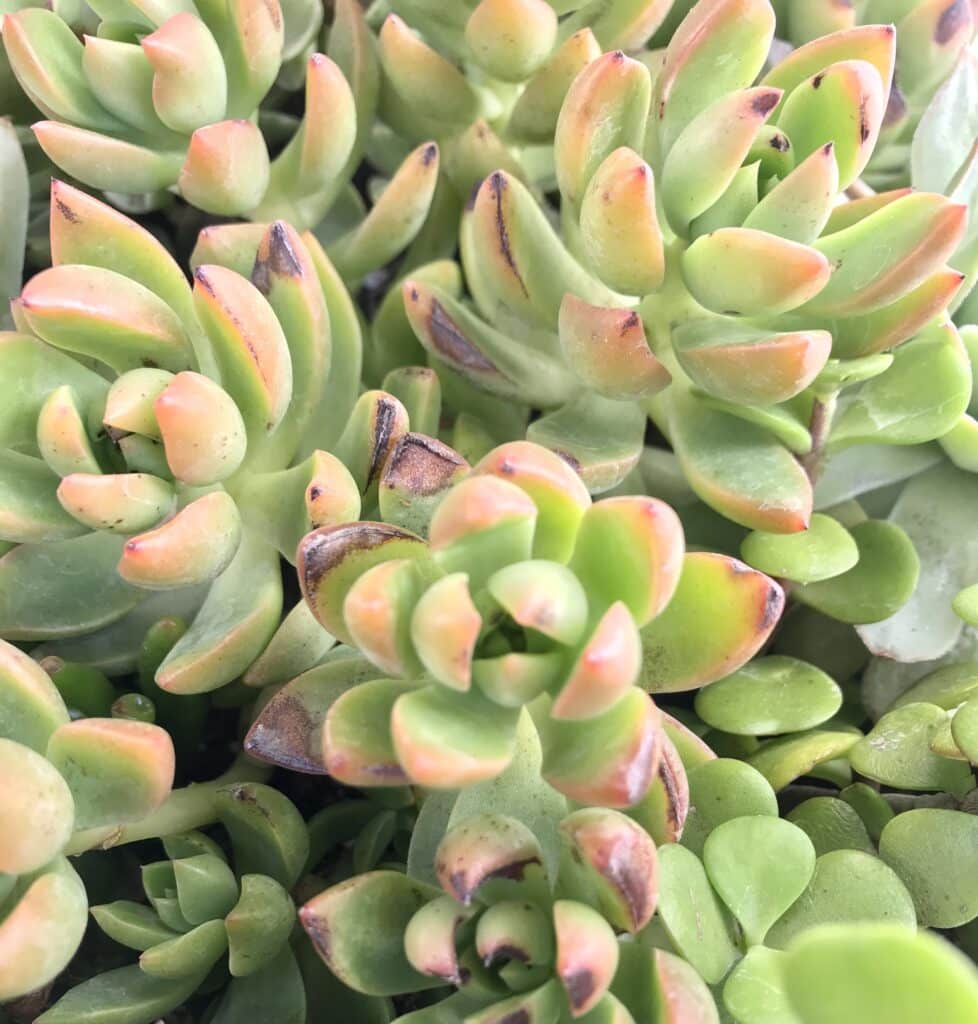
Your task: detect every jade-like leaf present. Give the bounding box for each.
[694,657,842,736]
[139,918,228,979]
[246,657,383,775]
[781,924,978,1024]
[879,808,978,928]
[448,710,568,883]
[299,871,443,996]
[0,640,69,752]
[767,849,915,949]
[748,730,859,791]
[654,844,739,985]
[0,738,74,875]
[155,534,282,694]
[90,901,178,952]
[723,947,799,1024]
[858,465,978,661]
[640,552,784,692]
[210,946,306,1024]
[324,677,415,786]
[35,964,205,1024]
[785,799,874,858]
[740,514,858,584]
[680,759,777,857]
[703,817,815,947]
[794,520,919,625]
[46,718,174,830]
[215,782,309,889]
[849,703,975,795]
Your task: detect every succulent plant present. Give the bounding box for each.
[0,639,176,1000]
[37,782,310,1023]
[0,181,454,695]
[301,804,685,1023]
[394,0,972,550]
[775,0,977,190]
[1,0,337,220]
[252,439,782,804]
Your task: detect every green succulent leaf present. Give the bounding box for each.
[782,925,978,1024]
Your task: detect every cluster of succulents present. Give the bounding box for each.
[5,0,978,1021]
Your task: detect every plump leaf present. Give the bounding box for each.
[782,925,978,1024]
[879,808,978,928]
[703,817,815,947]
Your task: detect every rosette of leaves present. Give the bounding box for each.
[0,639,176,1001]
[774,0,976,190]
[0,181,427,696]
[363,0,675,208]
[284,438,783,805]
[37,783,313,1024]
[300,804,715,1023]
[0,0,439,247]
[394,0,970,563]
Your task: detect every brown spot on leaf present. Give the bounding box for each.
[299,906,331,960]
[497,1012,530,1024]
[382,433,468,498]
[366,397,399,487]
[751,92,780,117]
[769,133,790,153]
[244,695,324,775]
[812,73,824,89]
[563,968,596,1010]
[53,196,79,224]
[300,523,416,600]
[252,221,303,295]
[488,173,529,298]
[759,580,786,631]
[428,298,498,372]
[421,143,438,167]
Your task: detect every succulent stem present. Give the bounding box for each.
[65,755,270,855]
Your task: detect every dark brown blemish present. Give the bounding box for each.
[488,172,529,298]
[308,485,323,501]
[497,1012,530,1024]
[300,523,415,598]
[769,133,790,153]
[751,92,780,117]
[382,433,468,498]
[445,856,542,904]
[550,449,583,474]
[759,581,786,631]
[812,73,824,90]
[482,943,530,966]
[299,906,331,959]
[252,221,303,295]
[193,267,216,295]
[620,311,640,336]
[428,298,497,372]
[858,98,871,143]
[563,968,596,1010]
[54,196,79,224]
[365,397,400,487]
[421,143,438,167]
[936,0,969,44]
[243,695,324,775]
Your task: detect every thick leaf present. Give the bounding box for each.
[782,925,978,1024]
[703,817,815,947]
[766,849,915,949]
[694,657,842,736]
[879,808,978,928]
